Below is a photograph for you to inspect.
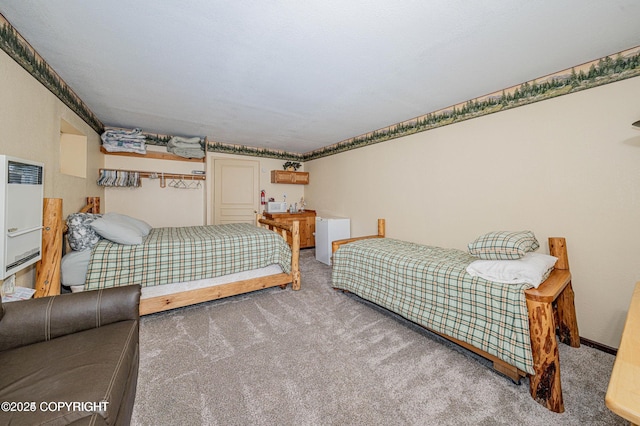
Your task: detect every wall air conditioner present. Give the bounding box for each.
[0,156,44,279]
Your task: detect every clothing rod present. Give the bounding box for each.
[98,168,206,180]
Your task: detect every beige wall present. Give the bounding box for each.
[305,76,640,348]
[0,50,103,287]
[104,150,305,227]
[104,146,206,227]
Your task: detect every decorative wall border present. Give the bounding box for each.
[144,130,302,161]
[2,12,638,162]
[207,43,640,163]
[302,45,640,161]
[119,129,301,161]
[205,142,303,161]
[0,14,104,135]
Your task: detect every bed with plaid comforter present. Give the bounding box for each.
[331,237,535,374]
[84,223,292,291]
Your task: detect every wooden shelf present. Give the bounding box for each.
[271,170,309,184]
[100,146,205,163]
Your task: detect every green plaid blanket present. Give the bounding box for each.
[85,223,292,290]
[331,238,534,374]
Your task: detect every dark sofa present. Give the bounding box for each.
[0,285,141,425]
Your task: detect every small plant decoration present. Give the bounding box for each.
[283,161,301,171]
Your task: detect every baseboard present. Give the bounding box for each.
[580,337,617,356]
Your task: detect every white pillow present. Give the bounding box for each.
[90,215,145,245]
[102,212,152,236]
[466,252,558,288]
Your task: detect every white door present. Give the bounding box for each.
[212,159,260,224]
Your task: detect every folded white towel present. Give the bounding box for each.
[101,128,145,143]
[167,146,205,159]
[168,136,202,147]
[466,252,557,287]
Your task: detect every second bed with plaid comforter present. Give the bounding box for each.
[85,223,292,291]
[331,238,535,374]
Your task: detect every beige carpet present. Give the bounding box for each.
[131,250,623,425]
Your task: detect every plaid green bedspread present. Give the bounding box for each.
[331,238,535,374]
[85,223,292,290]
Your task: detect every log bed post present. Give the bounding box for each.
[526,294,564,412]
[377,218,385,238]
[290,220,301,290]
[524,237,580,413]
[85,196,101,214]
[256,213,301,291]
[549,238,580,347]
[35,198,63,298]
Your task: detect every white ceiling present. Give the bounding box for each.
[1,1,640,154]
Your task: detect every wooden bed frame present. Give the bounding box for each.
[36,197,301,316]
[331,219,580,413]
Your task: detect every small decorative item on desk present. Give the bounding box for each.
[299,196,306,212]
[283,161,301,171]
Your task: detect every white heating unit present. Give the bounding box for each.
[0,156,44,279]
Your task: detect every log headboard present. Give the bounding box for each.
[80,196,101,214]
[37,196,101,298]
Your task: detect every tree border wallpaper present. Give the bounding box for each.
[1,14,638,162]
[0,14,104,135]
[304,45,640,161]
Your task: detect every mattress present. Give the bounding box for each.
[331,237,535,374]
[62,222,291,295]
[84,223,291,290]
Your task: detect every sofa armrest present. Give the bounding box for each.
[0,284,140,352]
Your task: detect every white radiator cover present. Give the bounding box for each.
[0,156,44,279]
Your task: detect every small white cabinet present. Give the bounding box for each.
[315,217,350,265]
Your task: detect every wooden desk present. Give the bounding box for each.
[606,282,640,425]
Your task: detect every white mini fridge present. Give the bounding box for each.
[315,217,350,265]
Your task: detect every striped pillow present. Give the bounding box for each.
[468,231,540,260]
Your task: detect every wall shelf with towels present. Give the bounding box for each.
[100,146,205,163]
